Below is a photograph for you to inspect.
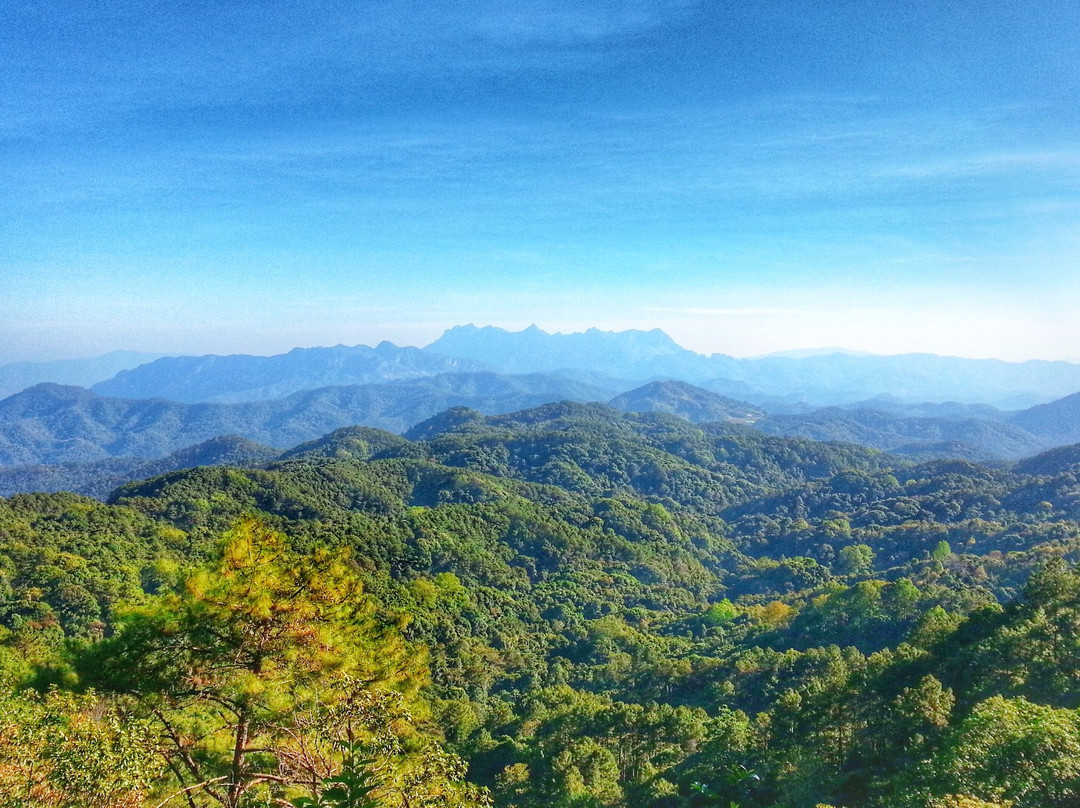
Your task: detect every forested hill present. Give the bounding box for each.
[1010,390,1080,445]
[0,374,614,465]
[609,379,767,423]
[754,407,1048,461]
[610,380,1053,461]
[0,435,281,500]
[2,401,1080,805]
[5,377,1078,501]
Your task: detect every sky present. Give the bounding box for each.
[2,0,1079,363]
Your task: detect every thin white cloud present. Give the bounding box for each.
[470,0,698,46]
[882,149,1080,181]
[645,307,798,316]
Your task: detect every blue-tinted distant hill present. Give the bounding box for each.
[1013,443,1080,476]
[609,379,766,423]
[755,407,1047,462]
[712,352,1080,409]
[77,328,1080,409]
[1009,391,1080,446]
[835,395,1006,421]
[427,323,714,379]
[0,435,280,499]
[0,373,615,466]
[2,376,1077,499]
[3,374,1070,475]
[91,343,490,403]
[428,325,1080,407]
[0,351,164,399]
[607,379,1048,461]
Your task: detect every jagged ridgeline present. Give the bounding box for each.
[5,332,1080,503]
[1,403,1080,807]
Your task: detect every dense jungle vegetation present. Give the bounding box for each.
[2,402,1080,807]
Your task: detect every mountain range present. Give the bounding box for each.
[0,435,280,500]
[0,372,615,466]
[1,325,1079,500]
[91,342,491,403]
[429,325,1080,407]
[2,326,1077,410]
[0,350,164,400]
[2,375,1079,499]
[8,388,1080,808]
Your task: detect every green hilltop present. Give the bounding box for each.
[1,403,1079,807]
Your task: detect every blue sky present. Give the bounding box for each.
[2,0,1079,362]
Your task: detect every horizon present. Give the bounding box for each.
[4,322,1080,367]
[3,2,1079,364]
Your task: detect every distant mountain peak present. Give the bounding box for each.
[90,343,490,404]
[16,383,100,403]
[761,347,877,359]
[425,324,698,379]
[405,406,486,441]
[0,352,166,400]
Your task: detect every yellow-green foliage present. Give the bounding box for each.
[0,685,159,807]
[82,518,485,808]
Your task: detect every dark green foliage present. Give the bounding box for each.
[2,404,1080,807]
[290,746,379,808]
[0,492,185,639]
